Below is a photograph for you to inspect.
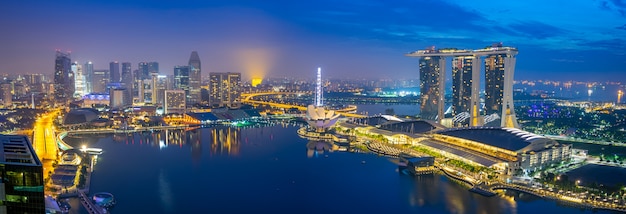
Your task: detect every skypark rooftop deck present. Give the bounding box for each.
[406,46,517,57]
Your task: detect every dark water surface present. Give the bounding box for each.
[63,125,610,214]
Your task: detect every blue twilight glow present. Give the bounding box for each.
[0,0,624,81]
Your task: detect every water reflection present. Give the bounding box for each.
[210,127,240,156]
[306,140,337,158]
[407,174,519,214]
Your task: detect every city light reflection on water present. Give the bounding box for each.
[62,123,610,214]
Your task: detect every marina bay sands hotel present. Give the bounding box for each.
[406,43,519,128]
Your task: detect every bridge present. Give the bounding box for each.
[33,110,62,160]
[241,91,366,118]
[78,190,107,214]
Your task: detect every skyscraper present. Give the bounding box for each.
[188,51,201,105]
[209,72,241,108]
[91,69,109,93]
[138,62,158,80]
[121,62,133,104]
[0,134,45,213]
[451,56,473,126]
[418,56,444,121]
[84,61,93,94]
[53,50,74,102]
[1,81,12,107]
[72,61,86,97]
[109,61,120,83]
[174,65,190,102]
[164,90,186,114]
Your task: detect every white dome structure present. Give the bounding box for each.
[306,104,340,132]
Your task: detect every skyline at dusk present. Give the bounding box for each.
[1,0,625,81]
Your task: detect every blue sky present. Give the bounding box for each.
[1,0,625,81]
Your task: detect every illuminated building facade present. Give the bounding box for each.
[109,61,120,83]
[418,55,444,121]
[110,87,131,109]
[121,62,133,103]
[174,65,190,103]
[407,43,519,128]
[72,61,86,97]
[0,82,11,108]
[188,51,201,105]
[451,56,474,126]
[91,69,109,93]
[84,61,93,94]
[138,62,158,80]
[209,72,241,108]
[53,50,74,103]
[0,135,45,213]
[164,90,186,114]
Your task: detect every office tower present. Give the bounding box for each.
[1,82,11,107]
[109,61,120,83]
[188,51,201,105]
[133,69,141,101]
[84,61,93,94]
[151,73,158,104]
[418,56,444,121]
[209,72,241,108]
[72,61,86,97]
[91,70,109,93]
[0,134,45,213]
[110,87,130,109]
[155,75,173,105]
[138,62,159,80]
[174,65,190,101]
[53,50,74,102]
[121,62,133,103]
[164,90,186,114]
[24,74,45,93]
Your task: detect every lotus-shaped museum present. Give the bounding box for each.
[306,105,340,132]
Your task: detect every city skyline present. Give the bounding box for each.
[1,1,625,82]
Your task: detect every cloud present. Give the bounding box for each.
[507,21,567,39]
[550,58,585,63]
[599,0,626,16]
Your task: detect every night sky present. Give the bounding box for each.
[1,0,625,81]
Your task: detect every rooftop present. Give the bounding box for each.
[0,134,42,166]
[435,127,556,152]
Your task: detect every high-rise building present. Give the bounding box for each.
[1,81,12,107]
[418,56,444,121]
[406,43,518,128]
[24,74,45,93]
[209,72,241,108]
[138,62,158,80]
[484,50,518,127]
[188,51,201,105]
[155,75,173,106]
[174,65,190,101]
[84,61,93,94]
[53,50,74,102]
[121,62,133,103]
[91,70,109,93]
[451,56,473,126]
[72,61,86,97]
[109,61,120,83]
[164,90,186,114]
[484,54,505,116]
[110,87,130,109]
[0,134,45,213]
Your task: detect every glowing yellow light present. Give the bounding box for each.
[251,78,263,87]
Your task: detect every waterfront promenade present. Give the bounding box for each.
[362,140,626,212]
